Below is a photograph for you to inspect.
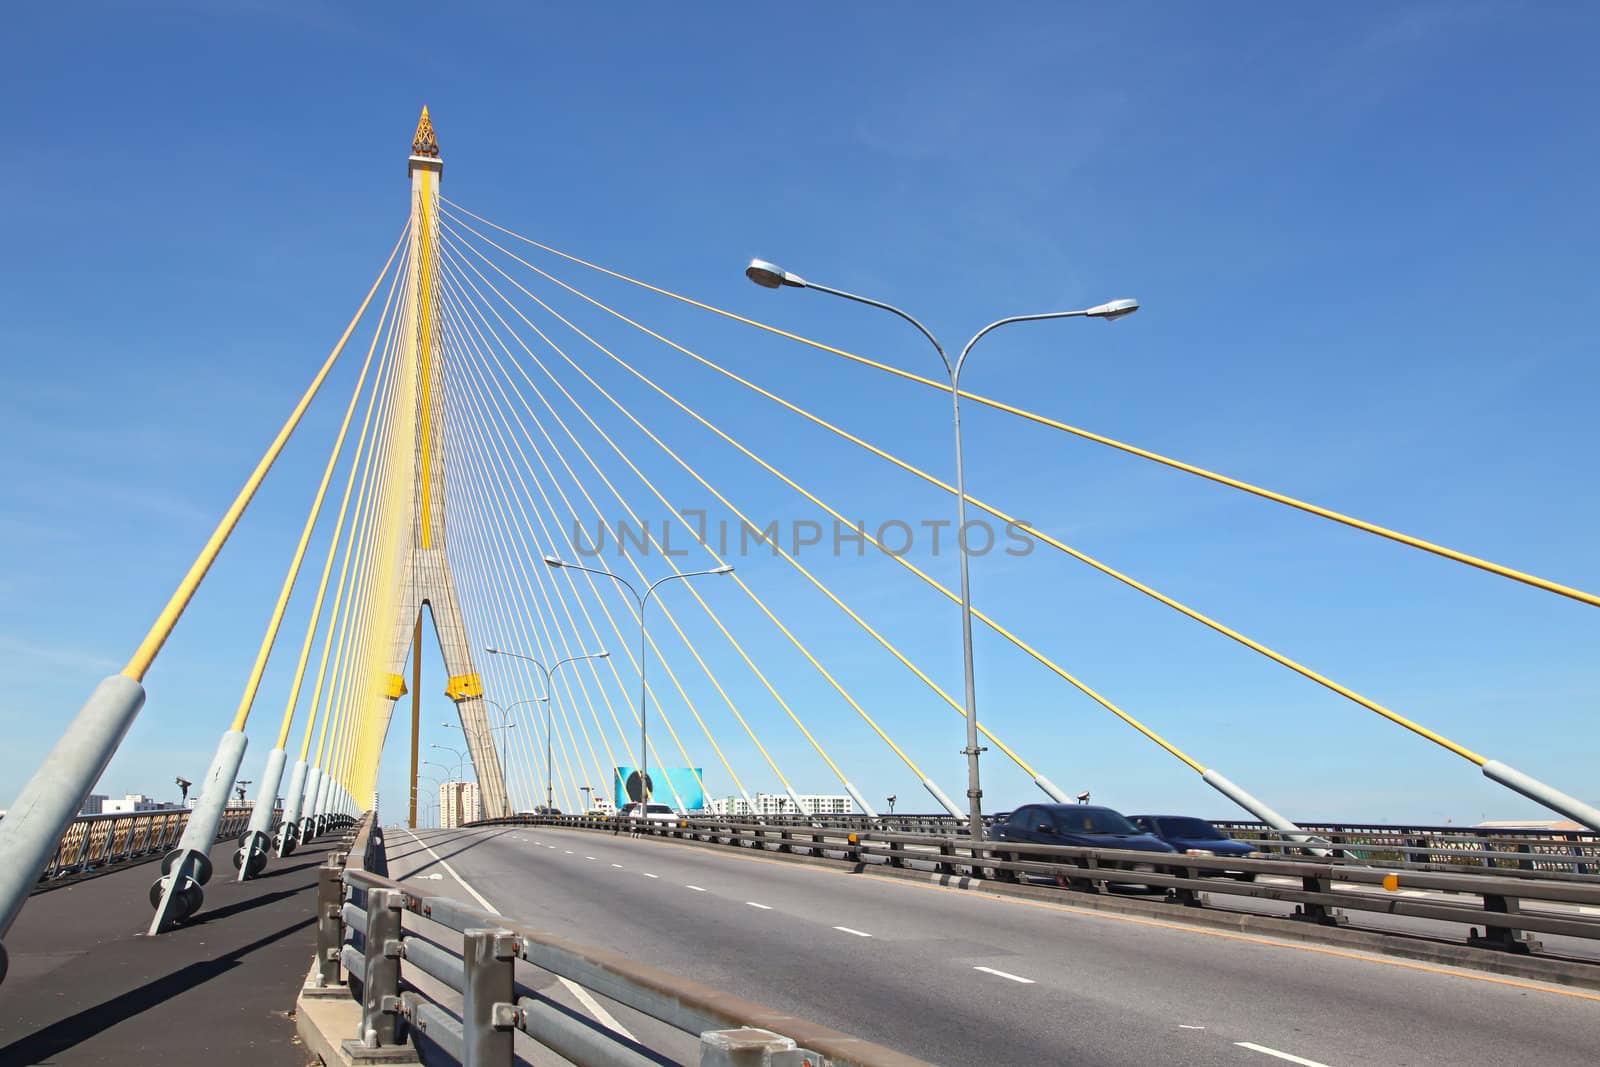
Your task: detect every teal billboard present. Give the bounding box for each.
[613,766,705,811]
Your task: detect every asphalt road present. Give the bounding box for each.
[387,825,1600,1067]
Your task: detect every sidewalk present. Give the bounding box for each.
[0,834,340,1065]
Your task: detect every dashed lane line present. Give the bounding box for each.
[833,926,872,937]
[643,873,659,879]
[973,966,1034,984]
[685,885,706,892]
[1235,1042,1331,1066]
[747,901,773,910]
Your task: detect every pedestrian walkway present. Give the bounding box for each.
[0,834,338,1065]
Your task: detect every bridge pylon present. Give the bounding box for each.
[376,108,509,821]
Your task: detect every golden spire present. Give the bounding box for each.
[412,106,440,157]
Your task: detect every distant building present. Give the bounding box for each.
[707,793,853,817]
[103,793,167,814]
[81,794,108,815]
[439,782,481,828]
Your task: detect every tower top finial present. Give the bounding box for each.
[412,107,440,157]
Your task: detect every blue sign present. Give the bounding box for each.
[613,766,705,811]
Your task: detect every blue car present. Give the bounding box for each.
[1128,815,1260,880]
[991,804,1175,888]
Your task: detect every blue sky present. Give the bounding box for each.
[2,3,1596,826]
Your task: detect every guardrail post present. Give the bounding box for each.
[462,928,517,1067]
[1470,894,1543,955]
[355,887,404,1048]
[700,1027,822,1066]
[1291,873,1347,926]
[315,859,346,988]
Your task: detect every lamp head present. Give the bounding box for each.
[1084,298,1139,322]
[486,646,500,655]
[745,258,807,290]
[712,564,735,575]
[595,651,611,659]
[543,556,565,568]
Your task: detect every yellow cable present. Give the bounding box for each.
[449,401,607,801]
[442,230,1196,775]
[446,221,1484,769]
[443,243,931,782]
[444,201,1599,614]
[441,287,754,803]
[438,311,622,788]
[279,276,407,749]
[440,260,820,796]
[301,271,411,763]
[123,229,404,682]
[232,242,406,733]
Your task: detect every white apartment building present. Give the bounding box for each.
[707,793,853,817]
[439,781,482,828]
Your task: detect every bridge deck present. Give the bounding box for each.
[0,835,334,1065]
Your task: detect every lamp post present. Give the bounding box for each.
[445,703,528,814]
[543,558,733,816]
[745,258,1138,851]
[430,744,467,781]
[486,647,611,814]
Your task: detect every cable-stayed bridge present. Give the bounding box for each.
[0,111,1597,1066]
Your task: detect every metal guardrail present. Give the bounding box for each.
[313,814,931,1066]
[26,805,276,887]
[1212,821,1599,877]
[686,812,1600,878]
[481,813,1600,957]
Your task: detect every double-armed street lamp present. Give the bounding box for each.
[745,257,1138,851]
[485,647,611,814]
[429,744,467,783]
[543,557,734,815]
[442,702,526,814]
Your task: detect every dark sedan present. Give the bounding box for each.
[1129,815,1261,880]
[991,804,1175,888]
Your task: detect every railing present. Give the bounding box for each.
[682,812,1600,878]
[479,813,1600,958]
[313,814,930,1066]
[1212,820,1599,877]
[27,805,276,887]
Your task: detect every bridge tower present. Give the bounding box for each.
[380,108,509,821]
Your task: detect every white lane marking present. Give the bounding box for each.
[586,856,596,860]
[747,901,773,910]
[611,863,624,869]
[974,966,1034,984]
[1179,1024,1205,1030]
[685,885,706,892]
[833,926,872,937]
[560,977,637,1042]
[401,829,499,914]
[403,830,636,1042]
[1235,1042,1332,1066]
[643,873,659,879]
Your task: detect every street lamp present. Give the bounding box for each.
[430,743,467,776]
[746,256,1138,851]
[543,557,733,816]
[486,646,610,814]
[443,706,526,815]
